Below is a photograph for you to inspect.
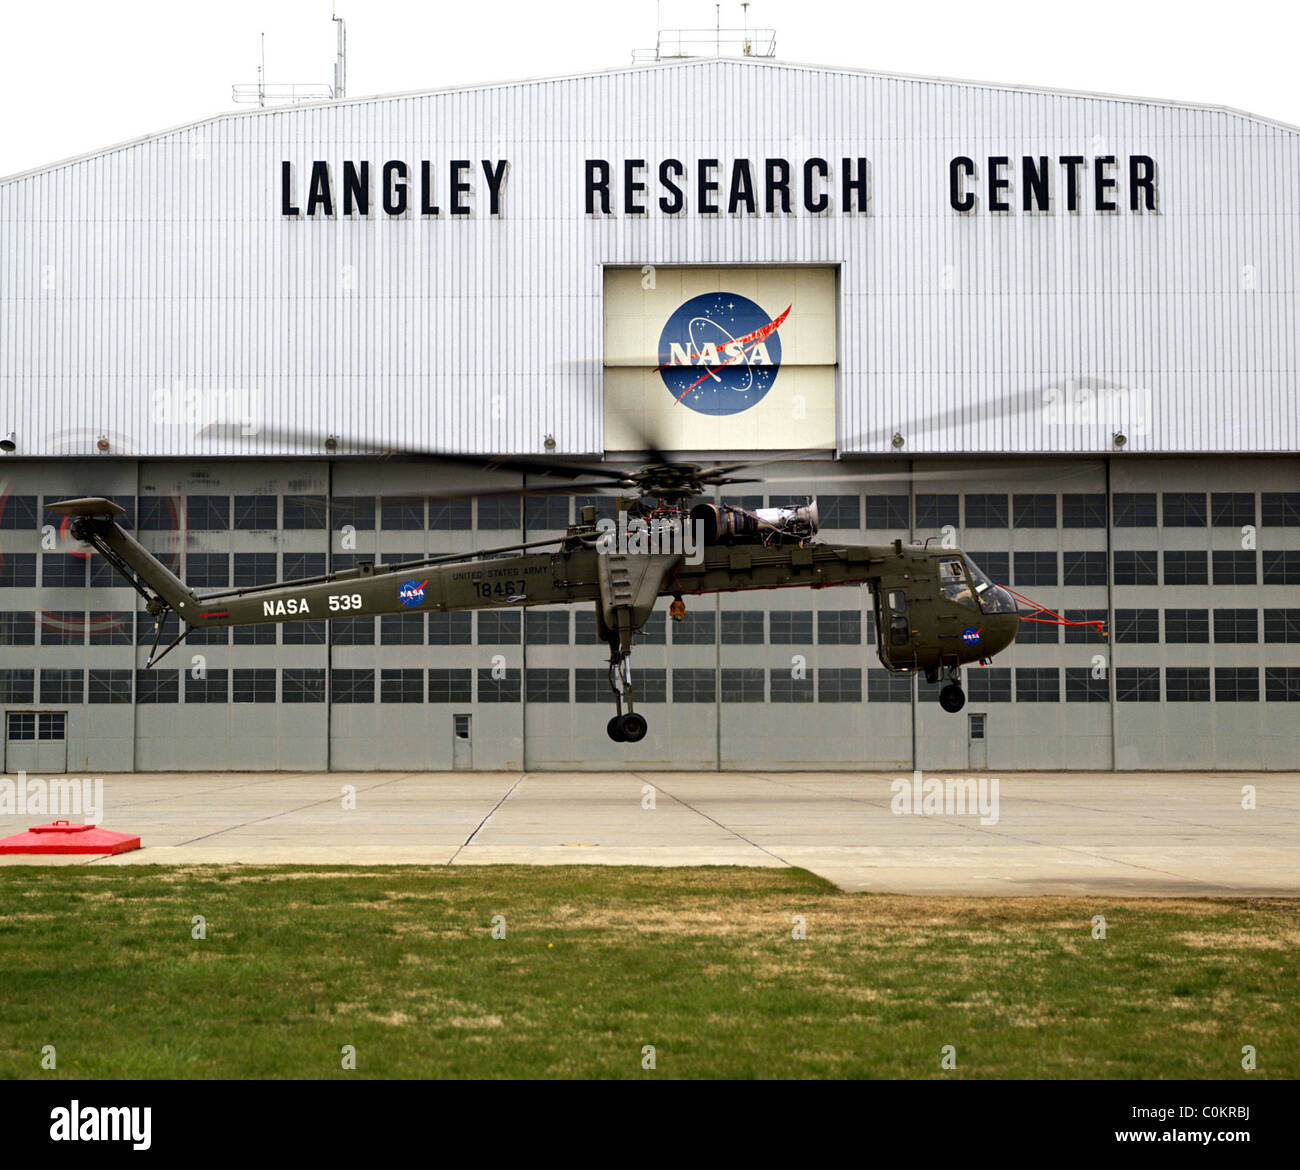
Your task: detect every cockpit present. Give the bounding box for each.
[938,555,1018,615]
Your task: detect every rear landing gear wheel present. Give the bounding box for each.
[607,716,627,742]
[619,712,648,743]
[939,684,966,713]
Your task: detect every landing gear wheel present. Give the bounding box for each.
[939,684,966,713]
[618,712,648,743]
[607,715,627,742]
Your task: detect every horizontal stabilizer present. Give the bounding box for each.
[45,497,126,517]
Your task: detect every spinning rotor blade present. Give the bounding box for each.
[209,423,631,484]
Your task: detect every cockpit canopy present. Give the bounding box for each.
[938,555,1018,614]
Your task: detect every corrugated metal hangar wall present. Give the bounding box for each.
[1,59,1297,772]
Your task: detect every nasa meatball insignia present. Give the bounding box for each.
[658,293,788,416]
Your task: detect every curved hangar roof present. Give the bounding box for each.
[1,57,1297,458]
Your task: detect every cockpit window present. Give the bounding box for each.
[964,556,1018,614]
[938,558,978,609]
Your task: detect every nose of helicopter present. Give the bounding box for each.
[981,592,1021,657]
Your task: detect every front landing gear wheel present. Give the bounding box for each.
[607,716,627,742]
[939,684,966,713]
[618,712,648,743]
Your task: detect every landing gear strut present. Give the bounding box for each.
[937,665,966,713]
[605,649,648,743]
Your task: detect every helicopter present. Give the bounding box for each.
[45,437,1033,743]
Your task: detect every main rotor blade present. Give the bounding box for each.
[210,423,632,483]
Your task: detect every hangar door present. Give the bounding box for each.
[5,711,69,773]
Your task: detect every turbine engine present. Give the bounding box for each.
[690,499,820,545]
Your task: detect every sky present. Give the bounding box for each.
[3,0,1300,177]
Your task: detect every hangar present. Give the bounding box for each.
[0,56,1297,774]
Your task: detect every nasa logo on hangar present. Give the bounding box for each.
[657,293,791,415]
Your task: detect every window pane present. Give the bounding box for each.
[1116,667,1160,702]
[867,669,912,702]
[672,612,716,645]
[1013,552,1057,587]
[525,611,570,645]
[722,611,765,644]
[817,610,861,644]
[1161,493,1207,527]
[964,495,1008,528]
[187,552,230,587]
[1214,668,1259,702]
[1012,494,1056,528]
[283,495,327,529]
[1114,609,1159,643]
[478,499,522,530]
[864,495,909,529]
[915,495,959,529]
[380,669,424,703]
[428,499,472,530]
[1213,609,1258,643]
[1164,609,1209,643]
[187,495,230,530]
[721,667,765,702]
[1065,668,1108,702]
[380,496,424,530]
[1261,493,1300,526]
[185,669,229,703]
[817,668,862,702]
[1062,493,1106,528]
[135,670,179,703]
[1211,493,1255,527]
[1113,551,1158,585]
[1212,551,1256,585]
[1015,667,1060,702]
[233,496,277,529]
[477,611,521,644]
[332,496,376,530]
[88,669,132,703]
[283,669,326,702]
[770,670,814,702]
[1162,551,1208,585]
[525,668,570,702]
[40,669,84,704]
[232,669,277,703]
[42,554,87,587]
[0,495,39,529]
[477,668,521,702]
[769,611,813,644]
[0,611,36,644]
[381,613,425,645]
[428,669,473,703]
[1062,551,1106,586]
[331,668,375,703]
[672,668,716,702]
[429,612,473,644]
[1112,493,1156,526]
[1166,668,1211,702]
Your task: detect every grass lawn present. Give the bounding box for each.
[0,865,1295,1079]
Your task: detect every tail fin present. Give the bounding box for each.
[46,497,199,619]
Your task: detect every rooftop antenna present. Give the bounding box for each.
[632,3,775,62]
[231,12,342,106]
[332,9,347,99]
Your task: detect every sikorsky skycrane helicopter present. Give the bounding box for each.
[47,442,1028,743]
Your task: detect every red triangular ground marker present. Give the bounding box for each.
[0,820,141,855]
